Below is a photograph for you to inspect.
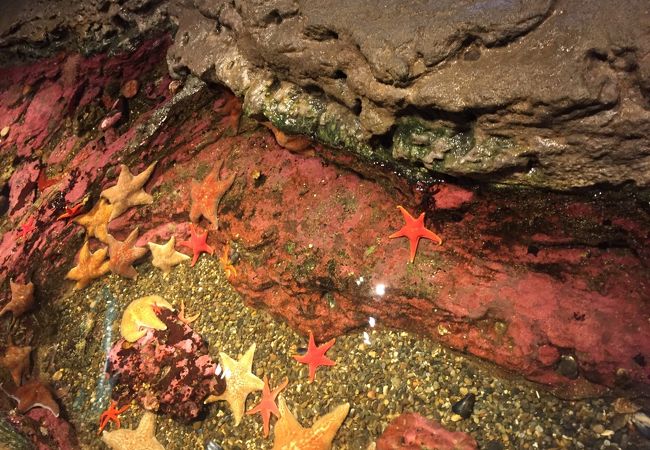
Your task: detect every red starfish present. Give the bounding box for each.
[293,331,336,383]
[57,198,87,221]
[389,205,442,263]
[178,224,214,267]
[246,375,289,437]
[17,216,37,239]
[98,400,130,434]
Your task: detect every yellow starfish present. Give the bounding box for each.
[120,295,174,343]
[205,343,264,425]
[65,242,110,290]
[101,411,165,450]
[273,396,350,450]
[147,236,190,276]
[73,199,113,243]
[101,161,157,221]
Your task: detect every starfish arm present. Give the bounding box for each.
[408,238,420,263]
[397,205,416,223]
[388,229,406,239]
[421,228,443,245]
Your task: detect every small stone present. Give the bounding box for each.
[0,126,9,138]
[52,369,64,381]
[632,411,650,438]
[556,354,579,379]
[451,413,463,422]
[121,79,139,99]
[592,424,605,434]
[451,393,476,419]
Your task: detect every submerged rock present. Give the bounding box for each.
[106,309,225,422]
[375,412,478,450]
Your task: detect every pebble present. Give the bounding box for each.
[121,79,139,99]
[452,392,476,419]
[0,126,9,138]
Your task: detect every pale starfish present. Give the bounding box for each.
[177,299,200,325]
[205,343,264,425]
[189,159,236,229]
[273,396,350,450]
[65,242,110,290]
[0,280,35,318]
[101,411,165,450]
[120,295,174,343]
[147,236,190,276]
[106,228,148,279]
[101,161,157,221]
[74,199,113,243]
[0,343,31,385]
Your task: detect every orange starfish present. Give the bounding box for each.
[189,159,236,229]
[293,332,336,383]
[98,400,130,434]
[57,197,88,221]
[106,228,148,279]
[388,205,442,263]
[247,375,289,437]
[262,122,311,152]
[219,243,237,278]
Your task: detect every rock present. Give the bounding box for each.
[375,412,478,449]
[632,411,650,439]
[0,126,9,138]
[166,0,650,190]
[556,355,579,380]
[106,309,226,422]
[120,79,139,99]
[451,393,476,419]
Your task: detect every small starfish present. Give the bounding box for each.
[120,295,174,343]
[293,331,336,383]
[178,299,200,324]
[100,161,157,221]
[101,411,165,450]
[74,199,114,243]
[57,197,88,221]
[189,159,236,229]
[179,224,214,267]
[247,375,289,438]
[147,236,190,275]
[106,228,148,279]
[65,241,110,290]
[389,205,442,263]
[219,243,237,278]
[17,216,36,240]
[98,400,130,434]
[0,280,35,318]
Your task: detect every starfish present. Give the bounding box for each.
[147,236,190,275]
[106,228,148,279]
[0,280,35,318]
[205,343,264,426]
[247,375,289,438]
[178,224,214,267]
[389,205,442,263]
[120,295,174,343]
[219,243,237,278]
[293,331,336,383]
[0,343,31,385]
[272,396,350,450]
[262,122,311,152]
[98,400,130,434]
[177,299,200,324]
[100,161,157,221]
[65,241,110,289]
[57,197,88,221]
[17,216,36,240]
[1,379,60,417]
[101,411,165,450]
[74,199,114,243]
[189,159,236,229]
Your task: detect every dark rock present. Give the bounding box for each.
[452,393,476,419]
[166,0,650,190]
[556,355,579,380]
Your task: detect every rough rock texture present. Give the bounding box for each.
[376,412,478,450]
[166,0,650,190]
[107,309,225,422]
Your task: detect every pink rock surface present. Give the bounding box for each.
[375,413,477,450]
[0,35,648,398]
